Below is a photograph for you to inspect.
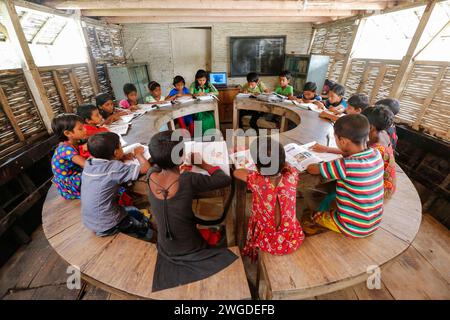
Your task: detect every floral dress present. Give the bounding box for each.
[243,165,305,260]
[51,142,82,200]
[372,142,396,200]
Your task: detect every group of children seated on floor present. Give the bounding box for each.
[49,68,400,290]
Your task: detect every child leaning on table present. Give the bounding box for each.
[306,114,385,237]
[119,83,140,111]
[96,93,128,125]
[81,132,153,240]
[234,137,305,261]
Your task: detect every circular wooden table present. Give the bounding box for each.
[41,98,422,300]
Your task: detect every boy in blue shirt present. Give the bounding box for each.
[317,83,347,114]
[296,82,322,103]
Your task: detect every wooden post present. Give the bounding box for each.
[1,0,54,133]
[390,0,437,99]
[69,69,84,105]
[73,12,100,95]
[339,18,365,84]
[370,64,388,104]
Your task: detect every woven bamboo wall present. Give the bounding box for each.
[397,61,450,140]
[344,59,401,103]
[84,20,125,98]
[0,70,47,159]
[311,19,358,82]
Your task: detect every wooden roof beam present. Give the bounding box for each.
[43,0,392,11]
[81,8,357,17]
[102,15,332,24]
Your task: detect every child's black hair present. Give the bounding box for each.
[348,93,369,111]
[330,83,346,97]
[334,114,370,145]
[250,137,286,176]
[194,69,210,91]
[375,98,400,115]
[173,75,186,86]
[279,70,292,80]
[303,82,317,92]
[87,132,120,160]
[76,104,98,123]
[148,81,161,91]
[246,72,259,83]
[123,83,137,96]
[95,93,113,108]
[148,131,183,170]
[362,105,394,131]
[51,113,83,142]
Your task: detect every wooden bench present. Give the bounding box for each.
[257,166,422,299]
[42,185,251,300]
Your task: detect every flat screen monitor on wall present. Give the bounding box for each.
[229,36,286,77]
[209,72,228,87]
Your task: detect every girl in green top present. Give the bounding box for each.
[274,70,295,100]
[144,81,166,104]
[189,69,218,136]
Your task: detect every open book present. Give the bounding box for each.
[256,93,286,103]
[284,141,341,172]
[106,123,129,135]
[174,96,196,104]
[182,141,230,176]
[122,143,151,166]
[195,94,219,102]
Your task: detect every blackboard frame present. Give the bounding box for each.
[229,35,286,77]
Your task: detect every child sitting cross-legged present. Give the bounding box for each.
[306,114,385,237]
[234,137,305,261]
[51,113,87,200]
[81,132,153,240]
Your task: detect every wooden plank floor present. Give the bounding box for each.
[0,214,449,300]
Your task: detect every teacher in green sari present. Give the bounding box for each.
[189,69,219,136]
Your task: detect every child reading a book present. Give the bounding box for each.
[76,104,109,158]
[316,83,347,114]
[234,137,305,261]
[96,93,128,125]
[375,98,400,151]
[119,83,140,111]
[241,72,269,95]
[306,115,384,237]
[51,114,87,200]
[189,69,218,135]
[296,82,322,103]
[239,72,269,132]
[146,130,237,291]
[166,75,193,134]
[320,93,369,122]
[363,105,397,200]
[81,132,153,240]
[145,81,166,104]
[274,70,295,100]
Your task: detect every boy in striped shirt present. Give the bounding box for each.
[307,114,384,237]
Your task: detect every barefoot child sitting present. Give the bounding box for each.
[81,132,153,240]
[51,114,87,199]
[234,137,305,261]
[306,115,384,237]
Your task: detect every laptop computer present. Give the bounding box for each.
[209,72,228,88]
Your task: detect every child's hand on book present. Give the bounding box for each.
[134,146,145,156]
[310,143,328,153]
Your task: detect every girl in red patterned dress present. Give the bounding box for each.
[234,137,305,261]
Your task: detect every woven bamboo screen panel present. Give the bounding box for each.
[96,63,115,99]
[39,71,66,116]
[344,59,401,103]
[0,70,47,159]
[311,20,357,81]
[85,23,125,61]
[73,65,95,103]
[398,61,450,140]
